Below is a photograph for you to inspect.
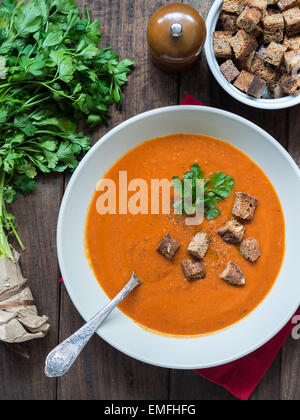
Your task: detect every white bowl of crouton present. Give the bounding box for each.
[205,0,300,109]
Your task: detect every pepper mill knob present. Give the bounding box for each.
[170,22,184,38]
[147,3,206,73]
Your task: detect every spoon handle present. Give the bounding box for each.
[45,273,141,378]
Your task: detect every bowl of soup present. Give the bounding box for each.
[57,106,300,369]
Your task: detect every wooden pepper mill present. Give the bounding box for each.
[147,3,207,73]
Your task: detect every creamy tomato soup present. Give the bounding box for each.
[85,134,285,336]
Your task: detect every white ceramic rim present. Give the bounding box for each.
[204,0,300,110]
[57,105,300,369]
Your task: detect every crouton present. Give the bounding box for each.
[238,50,256,71]
[264,42,287,66]
[237,6,262,32]
[283,34,300,50]
[240,238,262,262]
[232,192,258,220]
[262,8,279,22]
[278,61,287,73]
[157,234,179,260]
[248,74,267,96]
[233,70,266,97]
[222,0,246,14]
[283,7,300,35]
[188,231,210,260]
[220,262,246,286]
[220,59,241,82]
[247,0,268,11]
[271,82,284,97]
[263,13,284,42]
[249,22,264,37]
[255,45,268,60]
[182,259,206,281]
[251,57,280,83]
[280,73,300,94]
[230,30,258,59]
[218,218,245,243]
[284,48,300,73]
[213,31,233,59]
[234,70,255,92]
[221,12,239,32]
[277,0,298,11]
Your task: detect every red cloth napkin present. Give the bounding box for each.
[181,94,300,400]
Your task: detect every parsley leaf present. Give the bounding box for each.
[172,164,235,221]
[0,0,134,259]
[13,174,37,195]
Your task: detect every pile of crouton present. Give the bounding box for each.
[157,192,261,287]
[213,0,300,98]
[217,192,261,286]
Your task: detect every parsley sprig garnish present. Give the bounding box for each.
[0,0,134,259]
[172,164,235,220]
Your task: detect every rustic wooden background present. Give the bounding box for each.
[0,0,299,401]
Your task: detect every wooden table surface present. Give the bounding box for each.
[1,0,299,401]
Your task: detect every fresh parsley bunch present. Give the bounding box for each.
[172,164,235,220]
[0,0,134,259]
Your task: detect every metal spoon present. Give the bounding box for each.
[45,273,142,378]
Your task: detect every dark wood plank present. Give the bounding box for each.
[280,104,300,401]
[250,354,281,400]
[280,337,300,400]
[57,0,178,400]
[288,105,300,167]
[0,174,63,400]
[170,371,237,400]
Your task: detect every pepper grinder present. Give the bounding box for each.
[147,3,207,73]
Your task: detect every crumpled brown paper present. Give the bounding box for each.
[0,250,49,344]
